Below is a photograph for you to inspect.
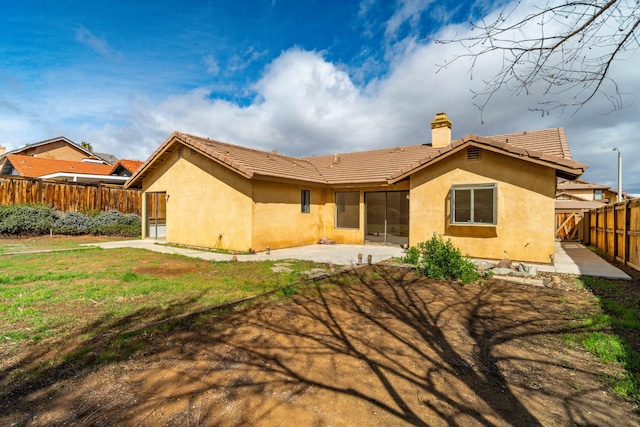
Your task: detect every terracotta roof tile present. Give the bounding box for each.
[555,200,605,210]
[127,127,587,188]
[111,159,144,175]
[2,154,113,178]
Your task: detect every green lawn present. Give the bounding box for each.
[0,235,130,254]
[0,244,330,346]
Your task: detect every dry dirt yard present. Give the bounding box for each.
[2,264,639,426]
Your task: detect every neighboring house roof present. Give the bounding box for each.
[0,136,94,159]
[110,159,144,176]
[127,128,588,189]
[557,179,610,191]
[557,178,630,200]
[0,136,118,165]
[555,200,605,210]
[93,152,119,165]
[0,154,127,184]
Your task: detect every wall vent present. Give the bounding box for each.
[190,148,197,156]
[467,147,481,161]
[177,148,183,158]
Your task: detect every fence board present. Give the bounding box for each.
[0,175,141,215]
[582,198,640,273]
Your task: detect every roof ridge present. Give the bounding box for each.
[177,132,304,163]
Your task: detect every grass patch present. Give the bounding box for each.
[0,242,331,363]
[575,276,640,405]
[0,235,130,254]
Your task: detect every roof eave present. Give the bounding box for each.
[387,135,587,184]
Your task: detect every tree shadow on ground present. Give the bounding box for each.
[1,266,637,426]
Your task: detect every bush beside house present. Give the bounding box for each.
[0,204,141,237]
[403,235,480,285]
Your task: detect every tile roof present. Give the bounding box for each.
[0,136,94,160]
[110,159,144,175]
[557,179,610,190]
[1,154,113,178]
[489,128,571,158]
[555,200,605,210]
[127,128,588,188]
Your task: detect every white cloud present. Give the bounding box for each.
[204,55,220,75]
[75,25,118,59]
[5,0,639,194]
[227,47,268,73]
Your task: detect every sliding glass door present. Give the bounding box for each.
[365,191,409,246]
[146,192,166,239]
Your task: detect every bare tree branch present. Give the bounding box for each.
[428,0,640,120]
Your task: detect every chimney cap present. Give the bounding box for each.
[431,112,451,129]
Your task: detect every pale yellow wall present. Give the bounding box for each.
[250,181,326,251]
[23,142,88,161]
[410,148,556,263]
[142,145,253,251]
[140,141,556,262]
[562,188,616,203]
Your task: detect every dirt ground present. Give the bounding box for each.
[2,263,640,426]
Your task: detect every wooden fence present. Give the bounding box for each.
[581,198,640,272]
[0,175,142,215]
[555,212,584,240]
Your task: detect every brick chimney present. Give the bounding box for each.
[430,112,452,148]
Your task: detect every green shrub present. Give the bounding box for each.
[0,204,141,237]
[409,235,479,285]
[402,246,420,264]
[90,211,141,236]
[0,204,57,235]
[52,211,92,235]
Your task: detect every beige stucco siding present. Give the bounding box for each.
[142,147,253,251]
[409,148,556,263]
[24,142,88,161]
[250,181,325,251]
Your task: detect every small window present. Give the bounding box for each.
[594,189,603,200]
[335,191,360,229]
[301,190,310,213]
[451,184,497,225]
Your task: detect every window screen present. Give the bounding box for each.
[451,184,497,225]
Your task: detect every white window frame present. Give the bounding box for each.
[450,184,497,225]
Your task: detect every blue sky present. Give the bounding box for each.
[1,0,638,194]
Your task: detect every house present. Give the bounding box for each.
[0,136,112,164]
[0,155,143,185]
[554,178,631,241]
[126,113,587,263]
[557,178,628,205]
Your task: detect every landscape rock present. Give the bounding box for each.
[518,263,538,276]
[317,237,336,245]
[490,267,515,275]
[497,258,512,268]
[474,260,496,271]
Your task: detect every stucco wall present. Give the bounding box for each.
[250,181,326,251]
[24,142,88,161]
[142,145,253,251]
[409,148,556,263]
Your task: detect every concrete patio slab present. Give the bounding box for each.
[84,239,406,265]
[534,241,631,280]
[84,239,631,279]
